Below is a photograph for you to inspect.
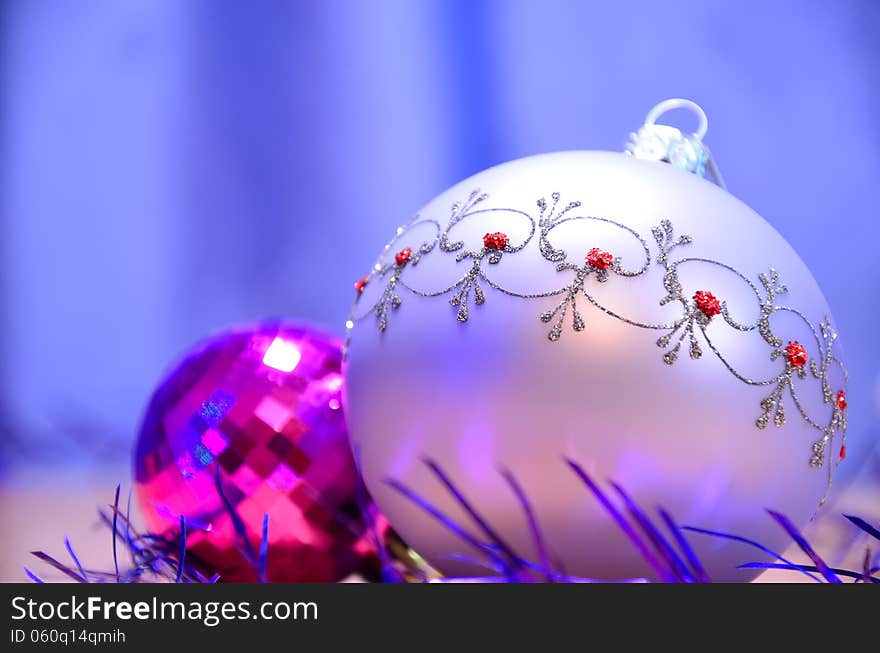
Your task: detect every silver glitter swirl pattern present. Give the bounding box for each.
[345,189,849,504]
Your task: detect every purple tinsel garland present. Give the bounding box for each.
[25,459,880,584]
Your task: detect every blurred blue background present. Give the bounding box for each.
[2,0,879,478]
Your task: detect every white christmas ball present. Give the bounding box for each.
[343,151,850,581]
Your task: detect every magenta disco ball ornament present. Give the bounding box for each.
[134,321,380,582]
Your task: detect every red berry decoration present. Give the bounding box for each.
[836,390,847,410]
[586,247,614,270]
[482,232,509,250]
[785,341,808,367]
[839,445,846,460]
[693,290,722,318]
[395,247,412,266]
[354,276,368,294]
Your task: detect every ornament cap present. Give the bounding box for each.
[625,98,726,189]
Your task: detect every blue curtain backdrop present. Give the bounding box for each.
[2,0,879,476]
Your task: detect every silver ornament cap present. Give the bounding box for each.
[626,98,726,189]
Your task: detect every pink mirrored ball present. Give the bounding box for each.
[134,322,380,582]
